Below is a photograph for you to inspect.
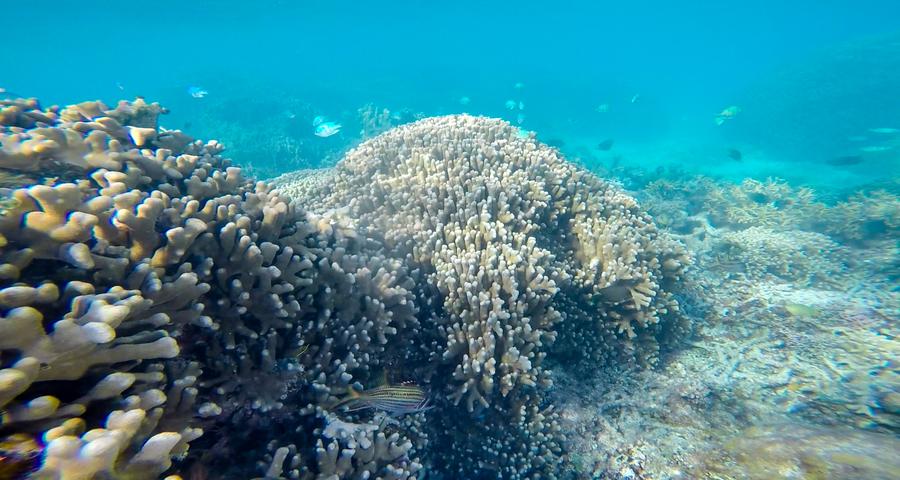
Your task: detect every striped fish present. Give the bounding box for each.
[333,383,432,415]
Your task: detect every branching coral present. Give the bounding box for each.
[825,189,900,243]
[2,100,691,479]
[278,114,691,477]
[713,227,846,285]
[643,176,899,246]
[0,97,420,479]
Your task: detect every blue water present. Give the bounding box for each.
[5,1,900,191]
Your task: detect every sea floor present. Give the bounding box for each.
[552,231,899,479]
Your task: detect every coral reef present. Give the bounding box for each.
[7,87,897,480]
[187,94,342,179]
[0,97,420,479]
[551,191,898,479]
[713,227,846,285]
[697,424,900,479]
[2,98,690,479]
[824,189,900,243]
[277,114,691,477]
[357,104,421,140]
[642,176,899,247]
[536,158,900,479]
[5,92,892,479]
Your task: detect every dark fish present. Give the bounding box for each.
[826,155,864,166]
[333,383,432,415]
[727,148,742,161]
[597,139,614,151]
[545,138,566,148]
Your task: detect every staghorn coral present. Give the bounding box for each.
[706,178,825,230]
[643,175,899,246]
[824,189,900,243]
[640,176,829,233]
[713,227,847,285]
[358,104,395,139]
[277,114,691,477]
[357,104,422,140]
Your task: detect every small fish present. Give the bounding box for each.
[115,82,125,91]
[860,145,892,153]
[314,121,342,137]
[596,139,614,151]
[312,115,326,127]
[187,86,208,98]
[504,99,517,110]
[0,87,23,98]
[715,105,741,125]
[868,127,899,134]
[516,113,525,125]
[294,344,310,357]
[784,303,818,318]
[514,82,524,89]
[459,96,471,105]
[596,103,610,113]
[284,110,296,119]
[727,148,742,161]
[826,155,863,166]
[630,94,640,103]
[333,383,432,415]
[518,101,525,110]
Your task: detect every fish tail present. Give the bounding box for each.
[416,396,434,412]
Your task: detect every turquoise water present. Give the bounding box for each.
[1,2,899,479]
[5,1,900,189]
